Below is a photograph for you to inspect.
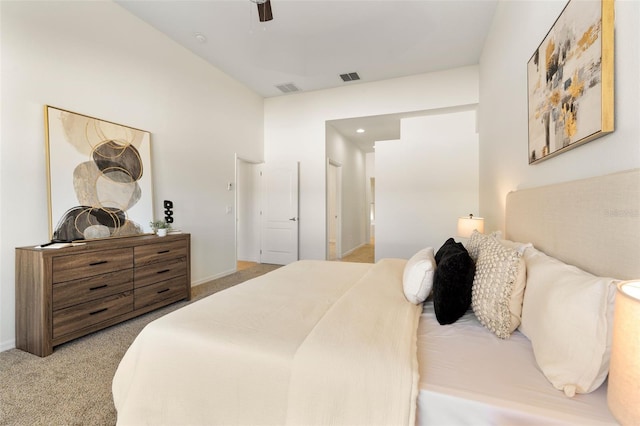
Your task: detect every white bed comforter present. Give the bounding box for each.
[112,259,421,425]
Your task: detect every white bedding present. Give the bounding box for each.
[416,302,616,425]
[112,259,421,425]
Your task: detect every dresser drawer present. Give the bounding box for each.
[134,258,187,289]
[53,269,134,310]
[134,277,187,311]
[134,240,188,267]
[52,248,133,283]
[53,291,133,339]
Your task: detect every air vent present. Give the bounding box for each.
[275,83,301,93]
[339,72,360,82]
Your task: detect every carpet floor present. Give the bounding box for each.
[0,263,280,426]
[0,247,375,426]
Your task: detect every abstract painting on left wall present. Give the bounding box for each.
[45,106,153,241]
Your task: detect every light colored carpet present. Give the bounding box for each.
[0,263,280,426]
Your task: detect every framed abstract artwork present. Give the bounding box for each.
[527,0,614,164]
[45,106,154,241]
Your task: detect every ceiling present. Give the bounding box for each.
[115,0,497,151]
[328,104,478,152]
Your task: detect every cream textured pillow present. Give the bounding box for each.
[402,248,436,304]
[465,230,502,262]
[471,236,525,339]
[520,248,617,397]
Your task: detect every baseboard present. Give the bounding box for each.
[1,339,16,353]
[191,268,237,287]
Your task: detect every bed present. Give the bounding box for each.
[113,169,640,425]
[113,259,421,425]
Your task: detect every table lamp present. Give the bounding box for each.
[608,280,640,425]
[457,214,485,238]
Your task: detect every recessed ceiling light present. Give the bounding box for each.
[194,33,207,44]
[356,128,365,133]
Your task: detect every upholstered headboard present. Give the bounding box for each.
[505,169,640,280]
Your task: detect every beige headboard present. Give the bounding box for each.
[505,169,640,280]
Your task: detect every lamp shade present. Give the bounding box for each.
[608,280,640,425]
[457,214,484,238]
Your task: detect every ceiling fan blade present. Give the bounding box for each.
[257,0,273,22]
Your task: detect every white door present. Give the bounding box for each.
[260,161,299,265]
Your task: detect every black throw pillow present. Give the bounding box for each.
[432,238,476,325]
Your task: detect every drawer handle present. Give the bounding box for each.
[89,260,108,266]
[89,284,108,291]
[157,250,170,254]
[89,308,108,316]
[157,269,170,274]
[157,288,170,294]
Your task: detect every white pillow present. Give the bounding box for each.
[403,248,436,304]
[499,238,533,255]
[520,248,617,397]
[472,236,526,338]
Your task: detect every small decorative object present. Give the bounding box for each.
[608,280,640,425]
[164,200,174,224]
[45,106,153,240]
[150,220,171,237]
[527,0,614,164]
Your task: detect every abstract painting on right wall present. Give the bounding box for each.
[527,0,614,164]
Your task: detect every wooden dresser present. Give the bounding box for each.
[15,233,191,357]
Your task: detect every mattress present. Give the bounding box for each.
[416,301,617,425]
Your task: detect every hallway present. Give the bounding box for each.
[336,243,374,264]
[238,242,375,271]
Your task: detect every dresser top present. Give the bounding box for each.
[17,233,190,253]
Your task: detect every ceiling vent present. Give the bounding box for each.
[339,72,360,82]
[275,83,301,93]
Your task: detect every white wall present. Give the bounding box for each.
[0,1,263,351]
[264,66,479,260]
[479,0,640,233]
[325,125,367,256]
[375,110,479,260]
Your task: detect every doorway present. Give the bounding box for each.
[236,157,261,270]
[327,160,342,260]
[369,176,375,244]
[236,157,300,268]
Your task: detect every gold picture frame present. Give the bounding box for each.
[45,106,154,241]
[527,0,614,164]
